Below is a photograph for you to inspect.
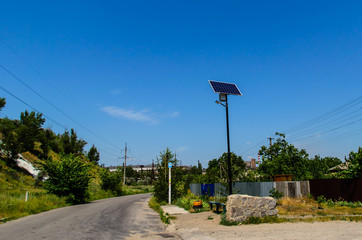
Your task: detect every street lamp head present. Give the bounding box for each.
[219,93,227,102]
[215,100,220,104]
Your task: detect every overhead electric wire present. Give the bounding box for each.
[0,64,120,150]
[287,108,362,140]
[307,127,362,146]
[288,112,362,141]
[284,95,362,134]
[290,118,362,143]
[241,96,362,157]
[0,85,66,129]
[0,37,90,117]
[241,139,266,155]
[0,85,121,158]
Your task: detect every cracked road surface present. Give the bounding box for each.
[0,193,179,240]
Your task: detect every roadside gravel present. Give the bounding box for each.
[165,211,362,240]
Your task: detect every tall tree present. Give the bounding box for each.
[337,147,362,178]
[324,156,342,169]
[308,155,329,179]
[17,110,46,155]
[0,97,6,112]
[59,129,87,155]
[87,145,100,164]
[258,132,311,180]
[205,152,245,183]
[153,148,184,202]
[197,161,203,175]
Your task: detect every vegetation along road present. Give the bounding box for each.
[0,193,178,240]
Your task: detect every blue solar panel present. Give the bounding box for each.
[209,80,242,95]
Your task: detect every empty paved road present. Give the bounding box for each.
[0,193,179,240]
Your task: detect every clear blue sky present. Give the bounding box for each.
[1,1,361,167]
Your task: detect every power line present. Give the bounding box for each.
[288,111,362,141]
[0,86,121,158]
[285,95,362,135]
[0,64,120,149]
[241,95,362,157]
[0,37,91,117]
[242,139,267,155]
[0,85,66,129]
[307,127,362,146]
[290,118,362,143]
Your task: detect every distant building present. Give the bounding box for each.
[244,158,257,170]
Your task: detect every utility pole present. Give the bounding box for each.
[122,143,131,188]
[151,159,155,183]
[175,152,177,167]
[267,137,274,161]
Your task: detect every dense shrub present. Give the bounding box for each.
[100,168,122,196]
[41,154,91,204]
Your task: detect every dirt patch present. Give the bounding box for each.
[166,211,362,240]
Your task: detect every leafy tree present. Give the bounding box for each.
[0,117,20,159]
[17,110,46,155]
[205,152,246,183]
[336,147,362,178]
[41,154,91,204]
[308,156,342,179]
[197,161,203,175]
[59,129,87,155]
[0,97,5,111]
[0,99,19,159]
[153,148,184,202]
[308,155,329,179]
[258,132,311,180]
[87,145,100,164]
[324,156,342,169]
[100,168,122,195]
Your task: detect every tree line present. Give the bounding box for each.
[153,134,361,202]
[0,97,100,164]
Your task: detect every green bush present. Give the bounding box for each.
[269,188,284,200]
[41,154,91,204]
[100,168,122,196]
[316,195,327,204]
[149,196,173,224]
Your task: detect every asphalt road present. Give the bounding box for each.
[0,193,179,240]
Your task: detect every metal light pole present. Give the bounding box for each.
[209,80,242,196]
[216,95,232,195]
[225,95,233,195]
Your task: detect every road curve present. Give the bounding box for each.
[0,193,179,240]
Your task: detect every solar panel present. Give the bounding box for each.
[209,80,242,96]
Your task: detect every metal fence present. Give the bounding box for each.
[190,181,310,198]
[309,178,362,202]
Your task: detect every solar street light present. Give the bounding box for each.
[209,80,242,195]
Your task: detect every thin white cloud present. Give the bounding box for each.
[246,142,251,145]
[175,146,187,153]
[101,106,158,124]
[110,89,122,95]
[169,112,180,117]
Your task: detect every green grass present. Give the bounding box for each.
[0,161,68,222]
[0,157,154,222]
[123,185,153,195]
[217,196,362,226]
[148,196,174,224]
[175,193,211,212]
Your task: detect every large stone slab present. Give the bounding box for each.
[226,194,278,222]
